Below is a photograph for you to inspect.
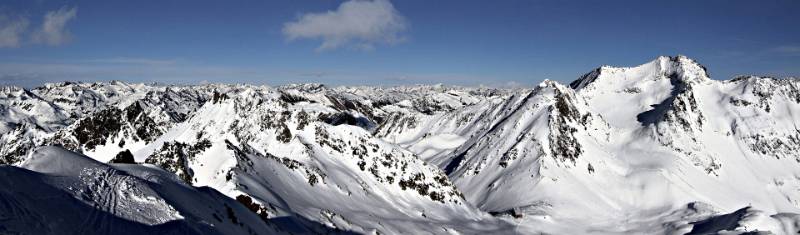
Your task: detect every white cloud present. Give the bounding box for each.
[771,45,800,55]
[0,14,30,48]
[282,0,408,51]
[32,6,78,46]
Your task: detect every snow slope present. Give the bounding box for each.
[2,56,800,234]
[133,85,513,234]
[0,146,299,234]
[377,56,800,234]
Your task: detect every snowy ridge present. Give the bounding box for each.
[373,56,800,234]
[0,146,298,234]
[132,85,510,233]
[1,56,800,234]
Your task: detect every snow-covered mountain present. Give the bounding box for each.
[2,55,800,234]
[0,146,333,234]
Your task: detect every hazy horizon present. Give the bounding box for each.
[1,0,799,88]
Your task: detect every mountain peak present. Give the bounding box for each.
[570,55,711,91]
[538,79,570,90]
[0,85,26,94]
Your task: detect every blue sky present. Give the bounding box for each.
[0,0,798,88]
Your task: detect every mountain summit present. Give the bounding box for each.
[570,55,710,91]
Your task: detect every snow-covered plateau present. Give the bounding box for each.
[2,55,800,234]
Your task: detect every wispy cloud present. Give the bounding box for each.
[282,0,408,51]
[0,59,524,88]
[0,13,30,48]
[296,71,331,78]
[0,62,257,82]
[82,57,180,66]
[0,57,313,88]
[0,6,78,48]
[32,6,78,46]
[770,45,800,55]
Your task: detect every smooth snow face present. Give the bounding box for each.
[407,133,467,161]
[2,56,800,234]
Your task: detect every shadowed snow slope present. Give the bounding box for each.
[0,146,328,235]
[2,56,800,234]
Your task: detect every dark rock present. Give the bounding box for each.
[109,149,136,164]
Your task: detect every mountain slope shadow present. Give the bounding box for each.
[636,74,685,125]
[687,207,749,235]
[0,166,216,235]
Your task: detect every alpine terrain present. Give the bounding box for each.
[2,56,800,234]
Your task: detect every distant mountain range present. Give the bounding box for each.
[2,56,799,234]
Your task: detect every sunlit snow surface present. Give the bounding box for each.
[2,56,800,234]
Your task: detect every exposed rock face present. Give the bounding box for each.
[0,82,211,163]
[110,149,135,164]
[46,100,165,158]
[548,84,584,164]
[145,139,211,183]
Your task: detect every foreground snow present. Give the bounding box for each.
[1,146,295,234]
